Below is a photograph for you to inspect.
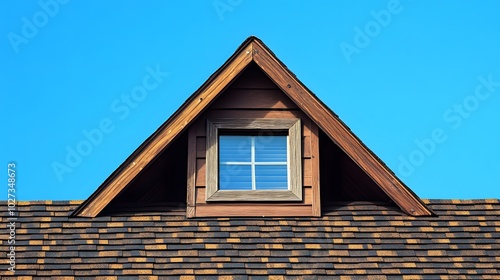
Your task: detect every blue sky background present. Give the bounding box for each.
[2,0,499,201]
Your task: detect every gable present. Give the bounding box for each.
[186,63,321,217]
[72,37,432,217]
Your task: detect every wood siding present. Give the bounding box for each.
[188,63,320,217]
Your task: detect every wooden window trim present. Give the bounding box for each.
[206,118,302,201]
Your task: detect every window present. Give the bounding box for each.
[219,135,288,191]
[206,118,302,201]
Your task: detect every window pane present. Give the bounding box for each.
[219,136,251,163]
[255,165,288,190]
[255,136,287,162]
[219,164,252,190]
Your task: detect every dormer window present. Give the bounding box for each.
[206,118,302,201]
[71,37,432,219]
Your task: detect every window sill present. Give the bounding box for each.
[206,190,301,202]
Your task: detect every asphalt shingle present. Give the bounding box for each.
[0,199,499,278]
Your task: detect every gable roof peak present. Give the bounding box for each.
[72,36,432,218]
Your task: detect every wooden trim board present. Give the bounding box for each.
[251,40,431,216]
[72,41,254,217]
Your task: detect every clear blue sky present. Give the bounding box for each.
[2,1,499,201]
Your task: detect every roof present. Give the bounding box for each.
[3,199,499,278]
[73,36,431,218]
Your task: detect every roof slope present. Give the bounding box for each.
[2,199,499,278]
[73,36,431,218]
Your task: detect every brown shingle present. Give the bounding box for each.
[1,199,499,277]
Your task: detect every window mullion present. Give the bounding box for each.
[251,136,256,190]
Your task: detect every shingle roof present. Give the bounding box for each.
[1,199,499,279]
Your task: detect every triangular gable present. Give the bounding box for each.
[72,36,432,217]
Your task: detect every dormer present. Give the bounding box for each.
[72,37,432,218]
